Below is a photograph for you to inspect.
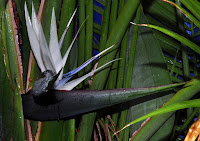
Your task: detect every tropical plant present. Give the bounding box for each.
[1,0,200,141]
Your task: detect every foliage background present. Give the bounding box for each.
[1,0,200,140]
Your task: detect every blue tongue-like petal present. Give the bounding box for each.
[63,57,98,78]
[57,44,116,89]
[56,76,73,89]
[63,44,116,78]
[56,56,98,89]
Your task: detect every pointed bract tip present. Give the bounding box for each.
[130,22,148,27]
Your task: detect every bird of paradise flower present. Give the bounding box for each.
[24,3,119,94]
[22,3,185,121]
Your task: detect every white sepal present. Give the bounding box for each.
[38,23,56,72]
[31,3,40,38]
[59,8,77,49]
[57,59,121,90]
[25,3,46,72]
[49,8,63,74]
[62,19,87,68]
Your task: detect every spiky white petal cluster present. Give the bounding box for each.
[25,3,117,90]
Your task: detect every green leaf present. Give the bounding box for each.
[127,98,200,128]
[128,11,174,141]
[117,3,141,140]
[1,1,24,140]
[132,23,200,54]
[162,0,200,29]
[131,74,200,140]
[180,0,200,21]
[39,121,63,141]
[77,0,141,140]
[77,0,85,88]
[0,1,6,140]
[143,8,185,83]
[99,0,111,51]
[85,0,93,84]
[62,119,75,141]
[58,1,76,140]
[143,0,178,32]
[58,0,76,73]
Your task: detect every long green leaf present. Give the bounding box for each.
[118,4,141,140]
[91,0,141,89]
[174,0,190,82]
[58,0,76,73]
[1,1,24,140]
[131,23,200,54]
[39,122,63,141]
[179,0,200,21]
[77,0,85,89]
[0,0,6,140]
[85,0,93,86]
[128,10,175,141]
[131,73,200,140]
[143,7,184,83]
[121,98,200,132]
[163,0,200,30]
[77,0,141,140]
[98,0,111,51]
[58,1,76,140]
[111,1,126,139]
[143,0,178,32]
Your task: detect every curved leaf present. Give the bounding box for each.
[162,0,200,29]
[130,74,200,140]
[131,23,200,54]
[127,99,200,129]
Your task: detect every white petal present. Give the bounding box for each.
[24,3,46,72]
[57,59,121,90]
[31,3,39,38]
[49,8,63,74]
[38,23,56,72]
[57,69,64,82]
[62,19,87,68]
[59,8,77,49]
[54,69,64,88]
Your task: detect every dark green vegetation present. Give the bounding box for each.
[1,0,200,140]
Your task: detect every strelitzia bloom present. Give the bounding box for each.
[25,3,117,91]
[22,3,186,122]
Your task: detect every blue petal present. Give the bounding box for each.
[56,76,73,89]
[63,44,116,78]
[63,56,98,77]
